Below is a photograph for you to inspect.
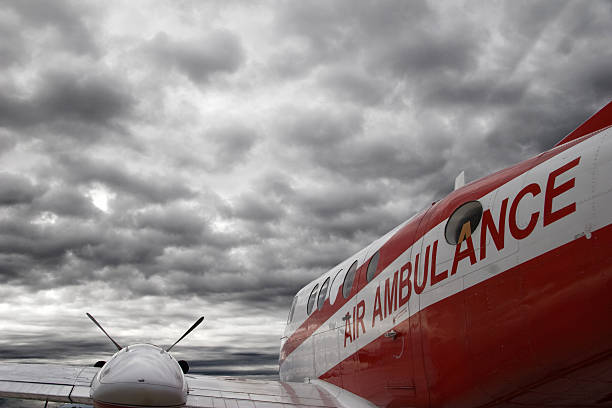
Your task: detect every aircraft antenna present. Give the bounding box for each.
[166,316,204,352]
[86,312,123,351]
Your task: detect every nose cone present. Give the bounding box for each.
[92,344,186,407]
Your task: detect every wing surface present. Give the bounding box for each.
[0,362,98,404]
[185,375,373,408]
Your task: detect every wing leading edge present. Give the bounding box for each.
[0,362,99,404]
[0,363,372,407]
[185,375,374,408]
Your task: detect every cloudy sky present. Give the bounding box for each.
[0,0,611,400]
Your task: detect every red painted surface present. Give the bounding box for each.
[555,100,612,147]
[320,221,612,408]
[280,128,596,365]
[280,102,612,408]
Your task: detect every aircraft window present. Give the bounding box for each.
[366,251,380,282]
[445,200,483,245]
[329,269,343,304]
[287,296,297,323]
[342,260,358,299]
[307,284,319,315]
[317,277,330,310]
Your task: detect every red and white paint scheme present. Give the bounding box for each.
[1,101,611,408]
[279,100,612,407]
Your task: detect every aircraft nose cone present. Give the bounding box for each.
[92,344,186,407]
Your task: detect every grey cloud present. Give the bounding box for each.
[424,78,528,108]
[231,193,284,223]
[32,186,100,219]
[0,217,99,262]
[0,132,17,155]
[36,71,133,125]
[280,107,363,148]
[1,1,612,393]
[147,30,245,84]
[575,55,612,97]
[312,134,448,182]
[134,206,205,243]
[318,68,389,106]
[0,334,111,362]
[0,173,44,206]
[486,100,595,158]
[207,124,257,171]
[0,70,134,130]
[277,0,431,61]
[2,0,98,55]
[273,0,480,82]
[295,185,386,219]
[0,21,25,68]
[56,155,195,204]
[187,347,279,377]
[379,33,481,79]
[305,206,401,241]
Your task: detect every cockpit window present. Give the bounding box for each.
[307,284,319,315]
[342,260,358,299]
[366,251,380,282]
[287,296,297,323]
[317,277,330,310]
[445,201,483,245]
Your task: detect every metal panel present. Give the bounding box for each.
[0,362,97,404]
[186,375,342,407]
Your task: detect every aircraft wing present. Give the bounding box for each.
[0,362,370,407]
[185,374,366,407]
[0,362,98,404]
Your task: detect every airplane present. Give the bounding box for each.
[1,100,611,408]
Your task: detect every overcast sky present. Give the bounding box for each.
[0,1,611,400]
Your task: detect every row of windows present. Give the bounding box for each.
[302,251,381,318]
[289,200,484,323]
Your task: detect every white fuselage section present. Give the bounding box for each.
[91,344,187,407]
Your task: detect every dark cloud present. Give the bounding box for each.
[206,124,257,171]
[134,206,205,242]
[56,154,195,204]
[231,193,284,222]
[0,70,134,131]
[380,33,481,79]
[36,71,133,125]
[0,132,17,155]
[0,173,44,206]
[318,68,389,106]
[0,21,25,68]
[1,1,612,399]
[33,186,100,219]
[424,78,528,108]
[147,30,245,84]
[279,107,362,148]
[295,184,386,219]
[2,0,99,55]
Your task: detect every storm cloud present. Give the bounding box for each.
[0,2,611,403]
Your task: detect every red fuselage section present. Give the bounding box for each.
[279,104,612,407]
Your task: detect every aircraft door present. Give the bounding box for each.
[314,250,367,390]
[335,255,364,393]
[354,213,431,407]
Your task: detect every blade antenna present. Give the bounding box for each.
[166,316,204,352]
[86,312,122,351]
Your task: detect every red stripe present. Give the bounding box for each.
[555,101,612,147]
[280,131,600,364]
